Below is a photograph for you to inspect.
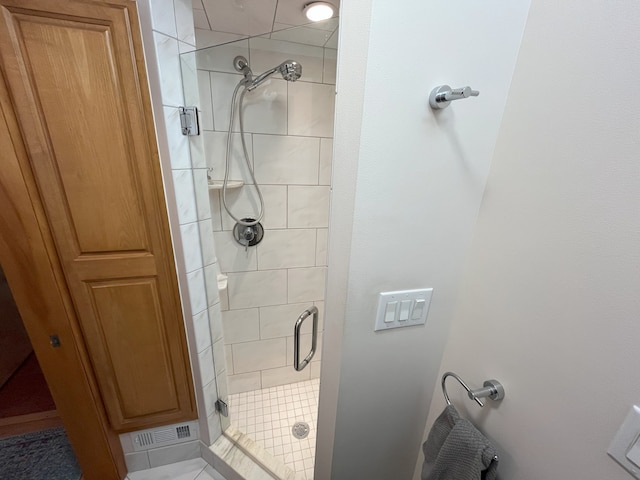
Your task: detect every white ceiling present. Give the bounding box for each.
[193,0,339,48]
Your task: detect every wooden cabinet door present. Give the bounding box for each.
[0,0,196,431]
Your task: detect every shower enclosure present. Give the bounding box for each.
[180,21,338,479]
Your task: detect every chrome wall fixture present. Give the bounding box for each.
[429,85,479,110]
[293,306,318,371]
[441,371,505,407]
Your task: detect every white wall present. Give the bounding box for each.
[317,1,530,478]
[418,1,640,479]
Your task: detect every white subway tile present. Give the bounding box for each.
[253,135,320,185]
[189,134,206,170]
[249,37,324,83]
[174,0,196,46]
[323,48,337,85]
[210,72,243,133]
[203,379,218,418]
[199,219,217,266]
[197,70,214,131]
[319,138,333,185]
[288,267,326,303]
[193,309,212,353]
[288,82,335,137]
[181,51,198,104]
[222,308,260,344]
[213,231,257,272]
[147,442,201,468]
[149,0,177,38]
[124,452,150,473]
[220,185,287,231]
[261,366,309,389]
[193,10,210,30]
[256,229,316,270]
[316,228,328,266]
[225,345,234,374]
[208,191,223,231]
[260,303,314,339]
[198,346,215,386]
[204,263,221,307]
[227,372,261,394]
[227,269,287,309]
[163,107,191,169]
[180,222,204,273]
[153,32,183,107]
[177,41,195,55]
[207,413,222,443]
[195,29,246,49]
[187,268,208,314]
[172,169,198,225]
[219,287,229,311]
[233,338,287,373]
[270,26,335,48]
[209,304,223,343]
[242,79,288,135]
[210,73,288,135]
[325,29,338,49]
[212,337,226,375]
[288,186,330,228]
[202,131,254,183]
[193,169,211,220]
[196,40,249,74]
[313,301,325,331]
[310,362,321,379]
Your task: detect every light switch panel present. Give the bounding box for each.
[374,288,433,332]
[608,405,640,478]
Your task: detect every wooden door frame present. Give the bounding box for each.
[0,72,125,479]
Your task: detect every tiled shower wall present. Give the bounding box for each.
[191,37,337,394]
[133,0,228,458]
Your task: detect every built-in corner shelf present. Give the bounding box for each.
[208,180,244,191]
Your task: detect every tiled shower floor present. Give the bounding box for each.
[227,379,319,479]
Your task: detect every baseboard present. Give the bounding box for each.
[0,409,62,438]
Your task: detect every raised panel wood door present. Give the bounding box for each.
[0,0,196,431]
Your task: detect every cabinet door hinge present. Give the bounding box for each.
[215,398,228,417]
[179,106,200,136]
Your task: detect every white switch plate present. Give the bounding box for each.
[608,405,640,478]
[374,288,433,332]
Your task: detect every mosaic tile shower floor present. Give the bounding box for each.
[228,379,320,479]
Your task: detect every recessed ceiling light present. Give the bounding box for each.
[304,2,335,22]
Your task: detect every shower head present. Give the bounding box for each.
[247,60,302,91]
[278,60,302,82]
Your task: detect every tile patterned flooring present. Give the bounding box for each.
[228,379,320,479]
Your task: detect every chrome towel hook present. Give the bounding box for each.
[429,85,479,110]
[442,371,505,408]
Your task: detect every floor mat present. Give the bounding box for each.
[0,427,82,480]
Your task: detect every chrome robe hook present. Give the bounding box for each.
[429,85,479,110]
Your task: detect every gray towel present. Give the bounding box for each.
[421,405,499,480]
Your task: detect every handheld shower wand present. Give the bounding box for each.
[220,57,303,245]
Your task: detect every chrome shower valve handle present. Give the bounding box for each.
[429,84,480,110]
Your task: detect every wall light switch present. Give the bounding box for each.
[608,405,640,478]
[374,288,433,332]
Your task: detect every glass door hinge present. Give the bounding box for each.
[215,398,228,417]
[179,106,199,136]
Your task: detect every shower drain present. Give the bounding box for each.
[292,422,310,439]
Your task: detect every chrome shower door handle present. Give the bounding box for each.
[294,306,318,371]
